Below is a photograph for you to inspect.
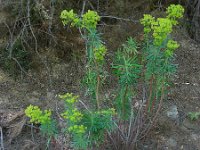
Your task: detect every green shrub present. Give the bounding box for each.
[25,105,58,147]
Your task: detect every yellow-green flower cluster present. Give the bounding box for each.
[152,18,172,46]
[61,108,83,122]
[68,125,87,134]
[94,44,107,62]
[82,10,100,30]
[140,15,173,46]
[140,4,184,46]
[60,9,100,30]
[60,10,80,27]
[165,40,179,57]
[25,105,52,124]
[140,14,155,34]
[59,93,86,136]
[167,4,184,25]
[59,93,78,104]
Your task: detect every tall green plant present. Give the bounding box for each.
[59,93,88,149]
[140,4,184,113]
[60,9,116,149]
[112,37,141,119]
[60,10,107,109]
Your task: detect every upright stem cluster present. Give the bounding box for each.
[60,10,107,109]
[140,4,184,114]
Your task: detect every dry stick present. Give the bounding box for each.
[27,0,37,57]
[85,0,95,10]
[0,126,4,150]
[11,57,28,75]
[4,21,42,82]
[106,130,118,150]
[113,122,126,141]
[37,29,57,44]
[79,100,92,113]
[4,20,20,59]
[100,16,139,23]
[98,23,121,27]
[27,0,52,89]
[24,124,39,130]
[131,102,144,145]
[3,22,13,53]
[118,105,144,147]
[81,0,86,16]
[140,85,165,140]
[97,0,100,11]
[48,0,55,38]
[132,113,141,148]
[128,83,147,145]
[127,106,134,142]
[7,17,18,58]
[55,102,64,122]
[31,123,35,142]
[3,21,32,78]
[193,0,200,39]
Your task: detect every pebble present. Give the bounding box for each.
[167,105,179,120]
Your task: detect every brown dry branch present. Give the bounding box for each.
[26,0,53,89]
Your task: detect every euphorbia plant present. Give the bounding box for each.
[112,37,141,119]
[59,93,115,149]
[140,4,184,113]
[60,10,107,109]
[25,105,58,147]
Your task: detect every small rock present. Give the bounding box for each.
[32,91,40,96]
[191,133,200,141]
[47,92,55,100]
[167,138,177,147]
[0,96,9,106]
[167,105,179,120]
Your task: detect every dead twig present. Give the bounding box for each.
[100,15,139,23]
[79,100,91,113]
[81,0,86,16]
[0,126,4,150]
[55,102,64,122]
[27,0,53,89]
